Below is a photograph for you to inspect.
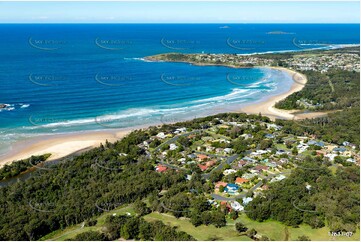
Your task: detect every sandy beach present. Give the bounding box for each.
[0,67,321,168]
[241,67,310,120]
[0,130,130,168]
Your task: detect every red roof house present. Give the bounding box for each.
[155,165,168,173]
[235,177,249,185]
[215,181,228,189]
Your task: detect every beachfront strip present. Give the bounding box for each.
[137,116,359,210]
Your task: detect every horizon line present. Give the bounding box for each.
[0,22,359,24]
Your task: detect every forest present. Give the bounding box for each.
[245,157,360,233]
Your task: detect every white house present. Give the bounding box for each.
[157,132,167,139]
[169,143,178,151]
[223,169,237,176]
[243,197,253,205]
[230,201,244,211]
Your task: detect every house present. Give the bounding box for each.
[202,136,214,142]
[307,140,325,147]
[276,149,288,155]
[243,156,257,163]
[215,148,223,153]
[342,141,350,146]
[325,153,338,161]
[175,127,187,133]
[316,150,327,156]
[225,184,239,195]
[241,133,253,140]
[242,197,253,205]
[220,201,232,212]
[333,147,347,154]
[156,132,167,139]
[197,154,209,161]
[261,184,269,190]
[266,123,282,130]
[198,164,208,172]
[346,158,356,163]
[233,160,248,169]
[218,124,230,129]
[224,148,233,154]
[205,160,217,167]
[223,169,237,176]
[235,177,249,185]
[169,143,178,151]
[279,158,289,164]
[187,153,197,159]
[251,150,268,156]
[155,165,168,173]
[265,162,277,168]
[297,143,309,153]
[242,173,257,179]
[178,157,186,163]
[253,165,269,172]
[215,181,228,190]
[205,146,215,152]
[265,134,275,139]
[230,201,244,212]
[270,174,286,182]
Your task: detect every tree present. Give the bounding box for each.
[229,211,238,220]
[133,199,150,216]
[246,228,257,238]
[70,231,107,241]
[219,185,225,193]
[235,222,248,233]
[212,211,227,228]
[297,235,311,241]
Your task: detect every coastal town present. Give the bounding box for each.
[133,114,360,212]
[147,46,360,73]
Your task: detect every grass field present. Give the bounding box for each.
[144,212,251,241]
[40,204,135,241]
[40,206,360,241]
[144,212,360,241]
[233,214,360,241]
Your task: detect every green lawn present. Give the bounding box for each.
[40,206,360,241]
[233,214,360,241]
[145,212,360,241]
[40,204,135,241]
[144,212,251,241]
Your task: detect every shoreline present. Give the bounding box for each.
[0,129,130,168]
[0,66,323,168]
[240,66,307,120]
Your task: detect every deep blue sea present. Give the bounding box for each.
[0,24,359,155]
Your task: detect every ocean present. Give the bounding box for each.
[0,24,359,155]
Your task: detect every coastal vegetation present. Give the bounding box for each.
[0,154,51,180]
[274,70,360,111]
[245,160,359,232]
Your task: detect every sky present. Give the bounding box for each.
[0,1,359,23]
